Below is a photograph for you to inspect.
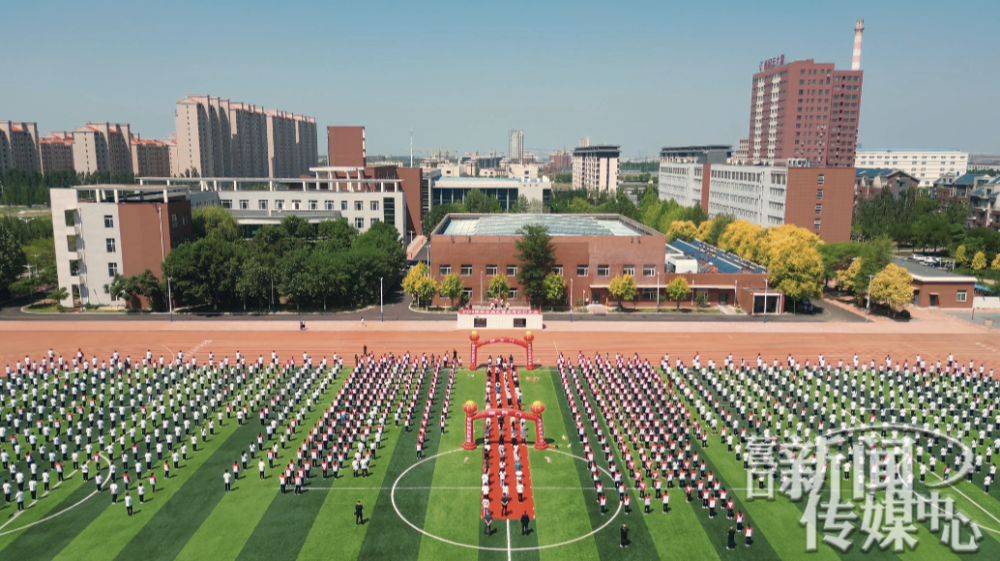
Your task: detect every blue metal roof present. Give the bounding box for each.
[975,284,993,293]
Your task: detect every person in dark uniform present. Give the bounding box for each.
[355,500,364,525]
[520,511,530,535]
[620,523,629,548]
[727,526,736,550]
[484,510,493,535]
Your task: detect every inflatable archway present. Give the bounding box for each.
[461,400,548,451]
[469,331,536,370]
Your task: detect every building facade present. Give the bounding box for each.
[430,177,552,211]
[572,145,620,191]
[547,150,572,173]
[39,132,75,175]
[746,58,863,167]
[509,129,523,163]
[658,160,854,242]
[50,185,193,308]
[130,134,172,177]
[854,168,919,206]
[0,121,41,174]
[327,126,366,168]
[174,95,316,178]
[892,257,975,309]
[855,149,968,187]
[72,123,134,176]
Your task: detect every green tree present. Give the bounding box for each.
[104,269,164,310]
[161,237,242,307]
[542,272,567,309]
[463,189,503,214]
[911,213,951,252]
[353,221,405,274]
[280,215,315,240]
[49,286,68,304]
[666,276,691,310]
[278,247,312,311]
[317,219,358,251]
[0,221,27,297]
[514,224,555,307]
[192,206,241,241]
[608,274,638,307]
[488,274,510,300]
[439,273,464,309]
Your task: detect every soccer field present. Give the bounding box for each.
[1,354,998,561]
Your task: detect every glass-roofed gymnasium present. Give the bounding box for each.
[437,214,655,237]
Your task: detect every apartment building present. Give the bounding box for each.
[130,134,172,177]
[572,145,620,191]
[39,132,75,174]
[72,123,133,176]
[175,95,317,178]
[0,121,41,174]
[509,129,524,163]
[855,149,968,187]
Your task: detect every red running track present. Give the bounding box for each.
[481,361,536,520]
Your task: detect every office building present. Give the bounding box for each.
[431,176,552,211]
[39,132,75,175]
[72,123,133,176]
[0,121,41,174]
[658,158,854,242]
[174,95,317,178]
[509,129,523,163]
[572,145,620,191]
[855,149,968,187]
[50,185,193,308]
[746,21,865,167]
[327,126,366,167]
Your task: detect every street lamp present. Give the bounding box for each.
[865,274,875,322]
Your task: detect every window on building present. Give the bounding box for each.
[222,199,233,209]
[577,265,589,276]
[474,317,487,328]
[325,201,335,211]
[815,204,822,214]
[240,200,249,210]
[309,201,318,210]
[623,265,635,276]
[462,288,473,301]
[597,265,610,277]
[170,214,178,228]
[642,288,657,301]
[355,201,363,211]
[816,189,824,200]
[956,290,967,303]
[553,265,563,276]
[275,200,285,210]
[486,265,498,276]
[371,217,379,224]
[508,288,518,299]
[371,200,379,211]
[292,200,301,210]
[814,219,821,230]
[355,217,364,229]
[108,262,118,277]
[439,265,451,275]
[341,201,348,211]
[817,174,825,185]
[506,265,518,276]
[461,265,472,276]
[104,215,114,228]
[106,238,116,253]
[643,265,656,277]
[258,200,268,210]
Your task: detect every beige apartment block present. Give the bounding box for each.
[73,122,133,176]
[572,144,620,191]
[175,94,317,178]
[0,121,41,174]
[130,134,172,177]
[39,132,75,174]
[166,134,179,177]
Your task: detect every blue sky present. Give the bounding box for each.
[2,0,998,159]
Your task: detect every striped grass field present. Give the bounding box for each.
[1,365,997,560]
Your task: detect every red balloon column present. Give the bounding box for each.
[530,400,547,450]
[469,331,480,370]
[462,400,479,450]
[524,331,534,371]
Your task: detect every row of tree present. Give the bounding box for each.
[0,216,56,302]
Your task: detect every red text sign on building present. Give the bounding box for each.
[759,55,785,72]
[458,309,542,315]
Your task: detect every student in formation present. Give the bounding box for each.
[125,494,133,516]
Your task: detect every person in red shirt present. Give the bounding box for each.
[745,524,753,547]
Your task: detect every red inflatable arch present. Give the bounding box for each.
[462,399,548,451]
[469,331,536,371]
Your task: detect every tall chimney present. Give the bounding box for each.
[852,19,864,71]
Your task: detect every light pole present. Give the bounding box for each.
[865,274,875,322]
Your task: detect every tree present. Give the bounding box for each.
[413,275,439,308]
[278,247,312,311]
[514,224,555,307]
[972,251,987,270]
[192,206,241,241]
[104,269,164,309]
[403,263,432,306]
[836,257,864,294]
[161,237,242,307]
[608,274,638,307]
[487,274,509,300]
[0,221,28,298]
[955,245,969,266]
[280,215,315,240]
[718,221,765,263]
[911,213,951,252]
[666,276,691,310]
[352,221,406,275]
[509,194,530,214]
[869,263,914,315]
[694,219,714,241]
[49,286,68,304]
[666,221,697,242]
[993,253,1000,270]
[705,215,734,245]
[463,189,503,214]
[317,219,358,252]
[767,236,824,306]
[439,273,464,309]
[542,272,567,309]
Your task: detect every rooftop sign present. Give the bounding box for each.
[759,54,785,72]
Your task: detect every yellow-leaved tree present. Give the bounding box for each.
[766,235,825,308]
[971,251,987,270]
[694,219,714,241]
[955,245,968,266]
[666,221,698,242]
[869,263,914,315]
[992,253,1000,270]
[666,276,691,310]
[717,220,765,263]
[608,274,638,307]
[836,257,864,294]
[402,262,439,308]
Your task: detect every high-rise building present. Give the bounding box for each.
[572,145,620,191]
[174,95,316,178]
[130,134,172,178]
[72,123,133,176]
[746,20,864,167]
[0,121,41,175]
[327,126,366,167]
[548,150,572,172]
[509,129,523,163]
[39,132,75,175]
